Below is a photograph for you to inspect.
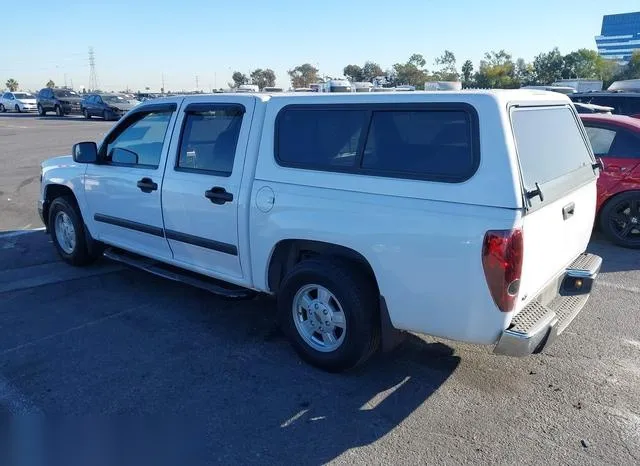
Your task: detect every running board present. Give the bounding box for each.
[103,248,256,299]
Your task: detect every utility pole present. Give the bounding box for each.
[161,73,165,94]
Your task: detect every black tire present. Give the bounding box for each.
[83,108,91,119]
[15,104,21,113]
[49,196,101,266]
[0,104,5,113]
[278,259,380,372]
[55,105,64,117]
[37,104,46,116]
[599,191,640,249]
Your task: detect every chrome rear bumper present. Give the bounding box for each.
[494,253,602,357]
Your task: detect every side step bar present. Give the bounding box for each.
[103,248,256,299]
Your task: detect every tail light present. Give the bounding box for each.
[482,229,523,312]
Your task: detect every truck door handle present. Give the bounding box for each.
[562,202,575,220]
[137,177,158,193]
[205,187,233,205]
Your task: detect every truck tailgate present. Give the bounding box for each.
[518,180,597,309]
[510,104,599,312]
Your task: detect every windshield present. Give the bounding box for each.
[54,90,78,97]
[102,95,127,103]
[14,93,34,99]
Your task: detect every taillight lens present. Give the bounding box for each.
[482,229,524,312]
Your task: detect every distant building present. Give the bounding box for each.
[595,11,640,64]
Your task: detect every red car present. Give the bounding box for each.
[580,114,640,248]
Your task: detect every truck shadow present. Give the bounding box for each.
[587,233,640,273]
[247,339,459,465]
[185,294,461,464]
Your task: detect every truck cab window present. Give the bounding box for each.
[104,111,172,168]
[177,107,244,176]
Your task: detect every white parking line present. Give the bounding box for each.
[0,261,124,294]
[597,280,640,294]
[0,228,46,239]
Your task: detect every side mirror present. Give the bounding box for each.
[111,147,139,165]
[72,141,98,163]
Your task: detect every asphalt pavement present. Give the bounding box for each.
[0,115,639,464]
[0,112,112,231]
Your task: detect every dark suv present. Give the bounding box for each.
[570,92,640,118]
[37,88,83,116]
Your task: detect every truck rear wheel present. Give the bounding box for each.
[278,259,380,372]
[49,196,101,266]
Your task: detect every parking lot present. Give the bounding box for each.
[1,114,639,464]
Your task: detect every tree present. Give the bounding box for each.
[361,61,383,82]
[474,50,518,89]
[343,62,383,83]
[433,50,459,81]
[288,63,319,88]
[343,64,363,82]
[250,68,276,90]
[515,58,536,86]
[461,60,474,87]
[5,79,18,92]
[408,54,426,68]
[231,71,248,88]
[5,78,19,91]
[624,51,640,79]
[533,47,564,84]
[46,80,55,88]
[393,54,429,87]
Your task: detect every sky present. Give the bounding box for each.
[2,0,639,93]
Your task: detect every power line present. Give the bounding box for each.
[88,47,98,91]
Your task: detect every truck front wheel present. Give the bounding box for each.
[49,196,101,266]
[278,259,380,372]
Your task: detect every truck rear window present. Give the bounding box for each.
[511,106,594,195]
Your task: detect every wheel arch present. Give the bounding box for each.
[267,238,405,353]
[42,184,78,229]
[267,239,378,294]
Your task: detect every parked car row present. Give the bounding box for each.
[1,88,142,121]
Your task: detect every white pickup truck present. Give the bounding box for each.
[39,90,603,372]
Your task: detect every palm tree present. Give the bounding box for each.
[5,78,18,91]
[46,79,55,88]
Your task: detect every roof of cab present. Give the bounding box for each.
[261,89,572,109]
[152,89,573,109]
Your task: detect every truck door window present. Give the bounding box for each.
[103,111,172,168]
[176,106,244,176]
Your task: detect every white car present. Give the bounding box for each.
[38,90,602,372]
[0,91,38,112]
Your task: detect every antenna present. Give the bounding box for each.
[88,47,98,91]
